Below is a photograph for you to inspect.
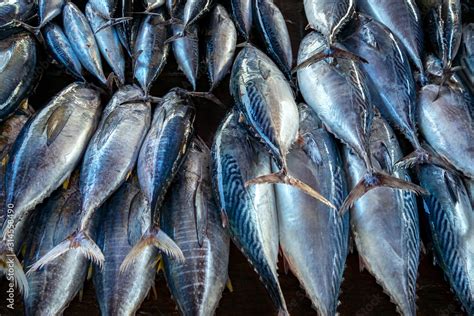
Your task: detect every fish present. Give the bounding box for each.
[230,0,252,40]
[182,0,213,29]
[116,0,135,56]
[297,31,426,213]
[254,0,293,78]
[166,0,185,18]
[0,0,35,40]
[343,115,420,316]
[464,177,474,209]
[357,0,425,79]
[230,45,333,207]
[0,83,102,296]
[121,88,195,270]
[38,0,65,28]
[162,137,230,316]
[86,2,126,85]
[304,0,355,45]
[459,23,473,90]
[211,112,288,315]
[171,22,199,91]
[43,23,84,81]
[275,103,349,315]
[134,8,169,94]
[206,4,237,91]
[89,0,118,20]
[418,164,474,314]
[93,178,158,315]
[63,2,107,84]
[28,85,151,272]
[145,0,166,11]
[417,84,474,178]
[0,32,38,121]
[23,173,92,315]
[342,14,441,169]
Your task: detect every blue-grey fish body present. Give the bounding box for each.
[206,4,236,91]
[211,112,288,315]
[275,104,349,315]
[230,0,252,40]
[0,33,38,121]
[182,0,212,27]
[172,22,199,91]
[254,0,293,78]
[304,0,355,44]
[79,85,151,232]
[358,0,425,75]
[63,2,106,84]
[38,0,65,28]
[460,24,473,90]
[162,138,230,316]
[116,0,134,56]
[230,46,298,171]
[418,165,474,314]
[86,2,126,84]
[43,23,84,80]
[134,9,169,94]
[342,14,420,149]
[145,0,165,11]
[166,0,184,18]
[0,0,35,39]
[343,115,420,316]
[24,174,89,315]
[418,84,474,178]
[89,0,117,19]
[94,178,157,315]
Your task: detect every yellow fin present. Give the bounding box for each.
[226,278,233,293]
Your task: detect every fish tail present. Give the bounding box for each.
[245,172,336,209]
[0,242,29,298]
[164,32,185,45]
[120,225,184,273]
[339,171,427,215]
[394,148,459,175]
[26,230,104,274]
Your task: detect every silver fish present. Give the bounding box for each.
[89,0,118,19]
[38,0,65,28]
[230,45,332,207]
[145,0,165,11]
[29,85,151,272]
[206,4,236,91]
[343,115,420,316]
[0,0,35,40]
[182,0,212,28]
[418,164,474,314]
[459,23,473,90]
[24,173,91,315]
[171,22,199,91]
[297,31,426,213]
[230,0,252,40]
[304,0,355,45]
[94,178,158,315]
[358,0,425,78]
[418,84,474,178]
[211,112,288,315]
[162,137,230,316]
[0,83,101,296]
[275,103,349,315]
[0,33,38,121]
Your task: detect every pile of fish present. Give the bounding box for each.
[0,0,472,315]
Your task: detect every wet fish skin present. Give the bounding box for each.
[86,2,126,84]
[145,0,166,11]
[418,84,474,178]
[211,112,288,315]
[172,22,199,91]
[89,0,118,19]
[182,0,212,27]
[230,0,252,40]
[304,0,355,45]
[38,0,65,28]
[63,2,107,84]
[43,23,84,80]
[0,0,35,36]
[162,138,230,316]
[275,103,349,315]
[134,8,169,94]
[418,165,474,314]
[23,173,90,316]
[343,115,420,316]
[358,0,425,76]
[116,0,134,56]
[206,4,236,91]
[0,33,38,121]
[94,178,158,316]
[254,0,293,78]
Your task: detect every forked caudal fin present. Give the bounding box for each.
[245,172,336,209]
[394,147,459,175]
[120,226,184,273]
[339,171,428,215]
[26,230,104,274]
[292,46,368,74]
[0,243,28,298]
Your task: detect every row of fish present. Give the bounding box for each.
[0,0,473,315]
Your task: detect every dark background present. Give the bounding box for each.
[1,0,473,315]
